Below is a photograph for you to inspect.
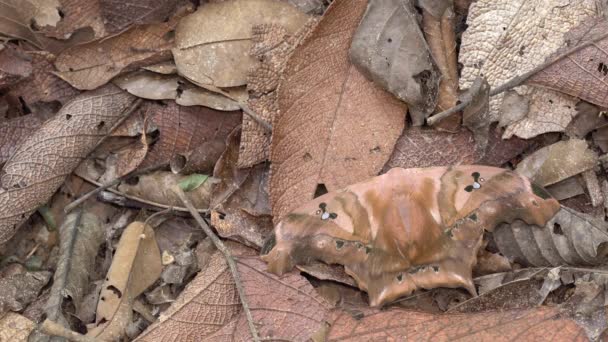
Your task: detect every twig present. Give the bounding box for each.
[40,319,99,342]
[144,207,174,226]
[65,164,166,213]
[172,184,260,342]
[427,30,608,126]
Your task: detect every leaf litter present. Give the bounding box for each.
[2,0,608,341]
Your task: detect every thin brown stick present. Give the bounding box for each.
[427,30,608,126]
[65,164,166,213]
[40,319,100,342]
[172,184,260,342]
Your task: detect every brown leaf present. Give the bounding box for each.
[40,0,106,39]
[99,0,179,35]
[476,124,537,167]
[173,0,309,88]
[263,165,560,306]
[140,101,241,168]
[0,44,31,89]
[0,0,43,48]
[87,221,161,340]
[0,313,35,341]
[54,20,177,90]
[0,84,134,243]
[170,139,226,175]
[0,114,45,166]
[270,0,407,221]
[566,102,608,138]
[0,269,51,313]
[528,18,608,108]
[349,0,434,125]
[326,306,588,340]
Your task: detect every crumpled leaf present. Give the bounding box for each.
[206,256,332,341]
[172,0,309,88]
[263,165,560,306]
[54,19,177,90]
[326,306,590,340]
[0,84,134,243]
[117,171,216,209]
[459,0,598,139]
[113,71,246,111]
[0,114,45,166]
[211,128,272,249]
[515,138,597,187]
[529,18,608,108]
[493,207,608,267]
[40,0,105,39]
[270,0,407,222]
[87,221,161,340]
[0,0,43,48]
[0,44,31,89]
[0,269,51,314]
[349,0,437,125]
[0,312,35,341]
[136,244,256,341]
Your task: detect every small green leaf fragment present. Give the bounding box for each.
[178,174,209,192]
[38,206,56,231]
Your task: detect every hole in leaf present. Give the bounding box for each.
[97,121,105,130]
[314,184,328,198]
[58,9,65,18]
[396,273,403,282]
[432,266,439,272]
[65,114,72,121]
[18,96,31,114]
[387,38,392,43]
[107,285,122,298]
[303,152,312,162]
[100,296,105,301]
[553,223,564,235]
[335,240,344,249]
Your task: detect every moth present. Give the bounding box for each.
[262,166,560,306]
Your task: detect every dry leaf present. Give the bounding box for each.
[170,139,226,175]
[459,0,598,139]
[136,245,256,341]
[0,0,43,48]
[40,0,105,39]
[515,138,597,187]
[0,84,134,243]
[173,0,309,88]
[462,76,491,155]
[349,0,436,125]
[0,114,45,166]
[0,313,35,342]
[54,20,177,90]
[326,306,589,340]
[263,165,560,306]
[270,0,407,221]
[494,207,608,267]
[99,0,179,35]
[546,177,585,201]
[565,102,607,139]
[87,221,161,340]
[117,171,215,209]
[0,44,31,89]
[476,124,537,167]
[0,270,51,313]
[528,18,608,108]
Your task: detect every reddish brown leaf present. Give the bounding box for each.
[270,0,407,221]
[0,84,134,243]
[0,114,45,166]
[41,0,106,39]
[326,307,589,341]
[528,18,608,108]
[99,0,179,34]
[140,102,241,168]
[54,20,177,90]
[0,44,31,89]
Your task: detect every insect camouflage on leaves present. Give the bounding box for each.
[263,165,560,306]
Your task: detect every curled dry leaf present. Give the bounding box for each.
[87,221,161,341]
[0,44,31,89]
[515,138,597,187]
[349,0,436,125]
[528,18,608,108]
[270,0,407,221]
[0,114,45,166]
[263,165,560,306]
[172,0,309,88]
[459,0,597,139]
[493,207,608,267]
[54,19,177,90]
[0,313,35,341]
[0,84,134,243]
[117,171,216,209]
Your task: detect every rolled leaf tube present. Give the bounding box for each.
[262,166,560,306]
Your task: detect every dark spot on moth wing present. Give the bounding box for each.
[396,273,403,282]
[335,240,344,249]
[469,213,477,221]
[531,182,552,200]
[319,202,327,210]
[471,172,480,181]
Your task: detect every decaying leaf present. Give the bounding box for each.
[0,269,51,313]
[263,165,560,306]
[117,171,216,209]
[172,0,309,88]
[349,0,436,125]
[0,44,31,89]
[462,76,491,155]
[87,221,161,340]
[40,0,106,39]
[0,114,45,166]
[270,0,407,221]
[528,18,608,108]
[0,84,134,243]
[0,312,35,341]
[494,207,608,267]
[565,101,608,139]
[0,0,43,48]
[459,0,598,139]
[170,139,226,175]
[54,19,177,90]
[516,138,597,187]
[546,177,586,201]
[99,0,179,34]
[211,128,272,248]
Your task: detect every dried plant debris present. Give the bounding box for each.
[0,44,31,89]
[0,0,43,48]
[0,114,45,165]
[546,177,586,201]
[515,138,597,187]
[87,221,161,340]
[565,102,608,139]
[0,268,51,314]
[0,85,134,243]
[172,0,309,88]
[0,312,35,341]
[493,207,608,267]
[462,76,492,155]
[270,0,407,222]
[349,0,437,125]
[528,18,608,108]
[459,0,598,139]
[263,165,560,306]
